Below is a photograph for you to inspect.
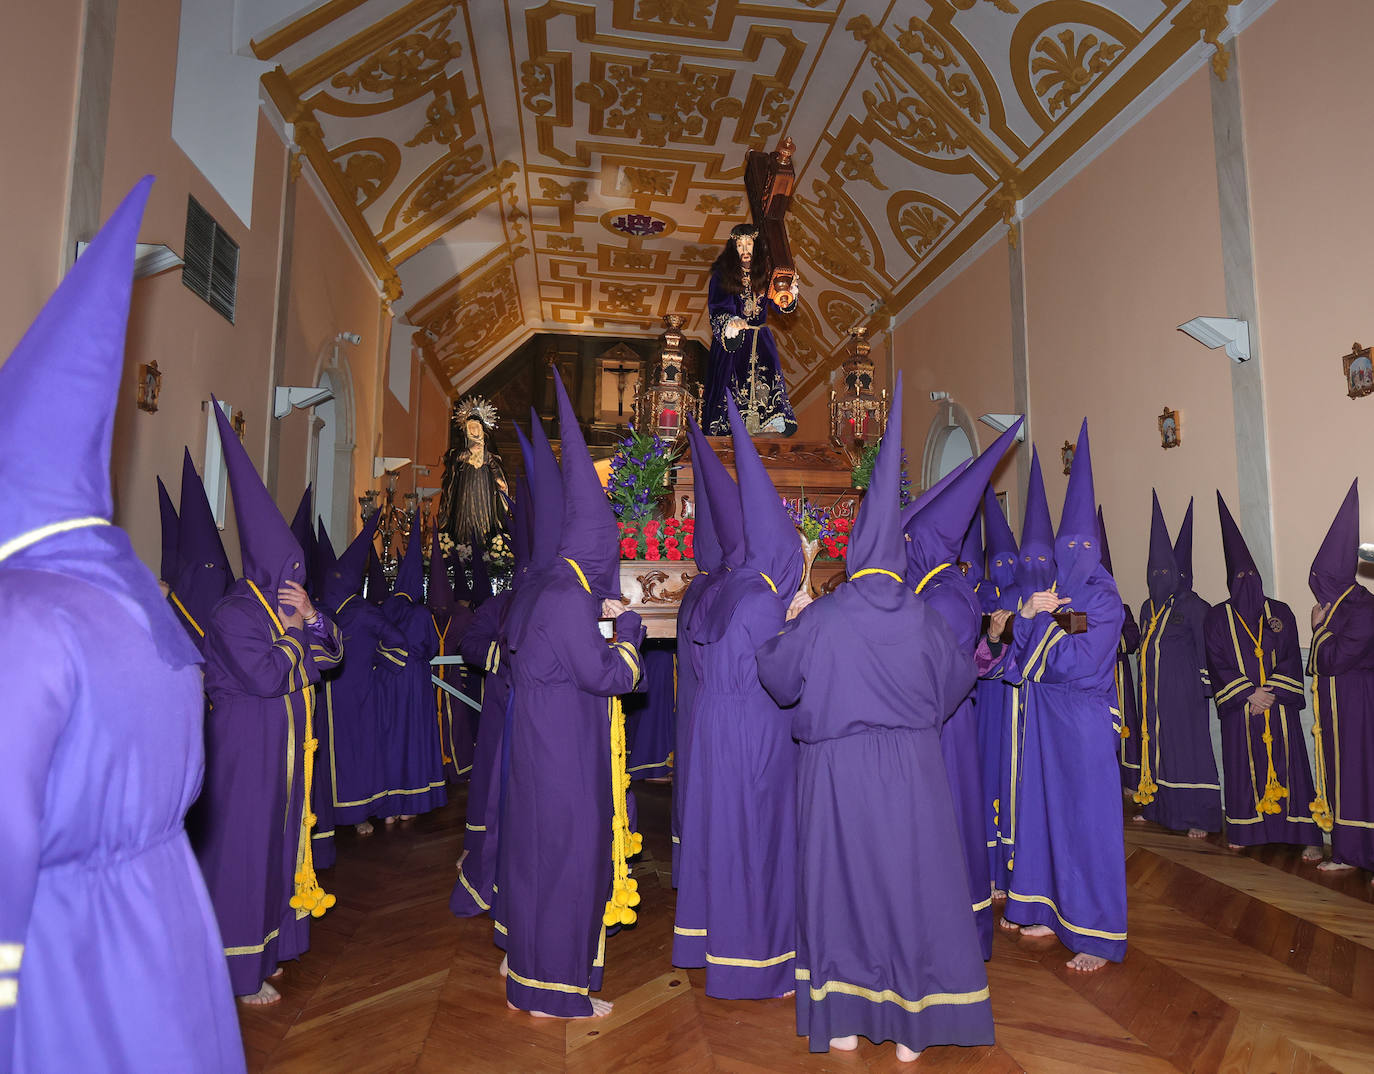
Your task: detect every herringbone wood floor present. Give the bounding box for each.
[239,784,1374,1073]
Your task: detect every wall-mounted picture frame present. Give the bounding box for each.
[1158,406,1181,450]
[231,409,247,441]
[137,360,162,413]
[1343,341,1373,399]
[1061,439,1074,475]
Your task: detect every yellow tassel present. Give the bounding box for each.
[604,695,640,928]
[1134,602,1164,805]
[1120,723,1130,740]
[1309,685,1335,832]
[292,682,335,917]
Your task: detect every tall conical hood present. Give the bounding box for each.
[1147,491,1181,605]
[1016,448,1056,592]
[448,549,473,604]
[906,419,1023,575]
[1173,497,1195,591]
[366,545,389,603]
[157,476,179,582]
[1054,419,1101,592]
[393,521,424,601]
[511,424,536,575]
[847,371,907,580]
[900,459,970,530]
[684,415,722,574]
[0,177,151,550]
[984,485,1018,590]
[959,513,984,587]
[553,369,621,598]
[695,420,743,568]
[470,543,493,604]
[527,407,563,570]
[1096,506,1115,578]
[314,519,337,585]
[212,395,307,597]
[1310,479,1359,605]
[289,485,316,588]
[1217,491,1264,622]
[427,527,455,616]
[173,446,233,626]
[727,394,802,600]
[321,509,379,611]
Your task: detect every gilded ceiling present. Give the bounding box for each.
[257,0,1247,406]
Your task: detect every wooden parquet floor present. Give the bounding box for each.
[239,786,1374,1073]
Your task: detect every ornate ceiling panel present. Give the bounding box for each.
[257,0,1254,403]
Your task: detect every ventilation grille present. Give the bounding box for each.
[182,196,238,323]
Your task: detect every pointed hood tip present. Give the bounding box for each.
[727,393,801,599]
[847,370,906,579]
[684,415,723,574]
[1311,478,1359,604]
[553,368,620,598]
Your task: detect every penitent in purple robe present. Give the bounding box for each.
[2,177,245,1073]
[1308,480,1374,869]
[1136,492,1221,832]
[499,371,645,1016]
[451,590,512,917]
[974,486,1017,887]
[375,534,448,819]
[1000,421,1128,961]
[758,372,993,1054]
[1098,508,1142,793]
[674,396,801,999]
[1205,493,1319,847]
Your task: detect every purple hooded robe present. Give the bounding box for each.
[157,474,179,584]
[1308,480,1374,869]
[1205,493,1319,847]
[999,421,1128,960]
[903,421,1023,961]
[0,177,245,1072]
[673,395,801,999]
[757,374,994,1053]
[497,371,645,1017]
[373,525,447,818]
[1099,507,1143,793]
[197,394,344,996]
[1135,492,1221,832]
[451,434,535,918]
[166,447,233,652]
[974,486,1017,885]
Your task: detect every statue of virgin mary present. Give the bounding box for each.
[437,396,510,548]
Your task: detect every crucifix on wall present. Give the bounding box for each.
[596,343,645,427]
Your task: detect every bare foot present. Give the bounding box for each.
[998,916,1021,932]
[267,966,284,980]
[384,816,398,826]
[355,820,374,836]
[1131,814,1147,824]
[780,990,795,999]
[1301,846,1323,863]
[530,997,613,1019]
[1019,925,1055,939]
[1319,859,1355,872]
[499,955,508,978]
[1187,828,1208,839]
[1067,952,1108,973]
[895,1043,922,1063]
[238,981,281,1006]
[830,1035,859,1052]
[399,814,417,822]
[992,888,1007,900]
[1227,843,1243,851]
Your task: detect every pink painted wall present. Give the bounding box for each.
[0,0,82,357]
[1242,0,1374,629]
[892,242,1017,501]
[1024,68,1235,614]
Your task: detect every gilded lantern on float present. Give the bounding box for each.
[830,327,887,458]
[636,314,700,442]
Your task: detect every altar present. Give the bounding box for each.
[618,438,862,639]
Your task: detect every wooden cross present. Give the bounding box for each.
[744,136,797,310]
[605,361,639,417]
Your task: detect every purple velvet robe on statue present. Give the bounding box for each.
[757,582,991,1052]
[702,274,797,436]
[451,591,512,917]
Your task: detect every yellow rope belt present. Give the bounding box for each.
[1232,607,1284,814]
[1134,598,1169,805]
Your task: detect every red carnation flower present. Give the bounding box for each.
[643,520,661,537]
[683,536,694,556]
[666,549,682,561]
[620,538,640,559]
[664,518,680,533]
[645,545,662,561]
[681,519,695,533]
[620,522,639,536]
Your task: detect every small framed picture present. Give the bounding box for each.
[1158,406,1181,450]
[1060,439,1075,475]
[1343,342,1373,399]
[137,360,162,413]
[231,409,248,441]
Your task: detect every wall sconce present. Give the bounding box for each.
[76,241,184,279]
[273,385,334,419]
[979,413,1026,441]
[1178,316,1250,362]
[203,399,231,527]
[373,455,411,478]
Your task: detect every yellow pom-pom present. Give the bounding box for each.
[626,877,638,893]
[618,906,637,926]
[627,890,641,908]
[603,907,618,927]
[322,893,337,909]
[289,895,303,910]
